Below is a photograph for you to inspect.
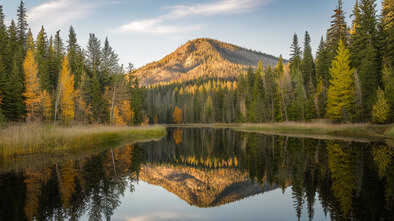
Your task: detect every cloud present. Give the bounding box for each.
[116,18,201,35]
[115,0,272,35]
[114,211,206,221]
[27,0,122,32]
[165,0,271,19]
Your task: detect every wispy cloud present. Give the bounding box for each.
[115,0,273,35]
[28,0,122,32]
[28,0,97,31]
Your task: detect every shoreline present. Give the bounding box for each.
[0,124,167,158]
[165,122,394,141]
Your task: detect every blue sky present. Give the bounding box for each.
[1,0,382,68]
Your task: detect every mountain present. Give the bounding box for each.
[132,38,282,86]
[139,164,278,208]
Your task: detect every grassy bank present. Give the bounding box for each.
[212,122,394,141]
[0,123,166,157]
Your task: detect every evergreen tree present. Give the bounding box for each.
[3,53,25,120]
[326,0,348,62]
[67,26,83,86]
[0,6,8,102]
[350,0,381,118]
[91,71,102,122]
[290,33,302,72]
[52,30,64,89]
[36,26,51,92]
[327,40,355,122]
[301,31,315,94]
[381,0,394,68]
[102,37,119,87]
[16,0,28,49]
[315,37,330,86]
[86,33,102,79]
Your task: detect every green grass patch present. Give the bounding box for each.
[0,123,166,158]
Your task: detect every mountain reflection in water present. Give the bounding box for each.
[0,127,392,220]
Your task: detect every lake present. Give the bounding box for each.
[0,127,392,220]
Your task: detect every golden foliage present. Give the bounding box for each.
[59,56,75,124]
[113,105,125,126]
[173,128,183,145]
[120,101,132,125]
[24,168,51,221]
[326,141,356,216]
[41,90,52,122]
[23,49,41,121]
[372,87,390,124]
[372,144,393,179]
[74,89,93,122]
[173,107,182,124]
[59,160,77,208]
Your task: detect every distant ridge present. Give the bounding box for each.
[132,38,282,86]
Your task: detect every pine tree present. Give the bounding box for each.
[16,0,28,49]
[91,71,102,122]
[301,31,315,94]
[0,6,7,102]
[290,33,302,72]
[350,0,381,117]
[58,56,75,124]
[67,26,83,86]
[51,30,64,90]
[381,0,394,68]
[86,33,102,79]
[102,37,119,87]
[382,67,394,121]
[316,38,330,85]
[36,26,51,92]
[23,47,41,121]
[327,0,348,62]
[327,40,355,122]
[371,87,390,124]
[3,53,25,120]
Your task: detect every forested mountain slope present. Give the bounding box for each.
[133,38,281,86]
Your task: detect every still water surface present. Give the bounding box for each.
[0,127,392,220]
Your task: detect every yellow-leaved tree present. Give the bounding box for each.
[372,87,390,124]
[23,48,41,121]
[326,40,355,122]
[173,107,182,124]
[120,100,132,125]
[57,56,75,124]
[41,90,52,122]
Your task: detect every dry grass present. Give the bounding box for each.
[212,122,394,140]
[0,123,166,157]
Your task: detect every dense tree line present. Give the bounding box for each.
[0,1,145,125]
[147,0,393,124]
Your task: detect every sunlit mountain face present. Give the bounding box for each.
[0,127,392,220]
[132,38,282,86]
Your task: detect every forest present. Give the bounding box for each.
[0,1,145,126]
[146,0,393,124]
[0,0,393,126]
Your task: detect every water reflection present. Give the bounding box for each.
[0,127,392,220]
[0,145,142,220]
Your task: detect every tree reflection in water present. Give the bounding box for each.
[0,127,392,220]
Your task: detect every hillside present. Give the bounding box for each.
[139,164,277,208]
[132,38,281,86]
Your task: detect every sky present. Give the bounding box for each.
[1,0,383,68]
